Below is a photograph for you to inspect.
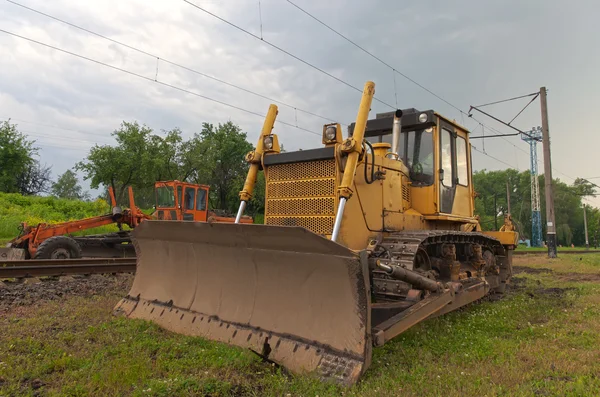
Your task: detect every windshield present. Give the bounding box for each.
[403,128,434,186]
[155,186,175,208]
[367,128,434,186]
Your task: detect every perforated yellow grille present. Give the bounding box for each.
[268,179,335,198]
[267,160,336,181]
[266,216,335,234]
[266,197,335,216]
[265,159,337,235]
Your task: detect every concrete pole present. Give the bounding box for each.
[494,194,498,230]
[583,204,589,250]
[506,180,511,213]
[540,87,557,258]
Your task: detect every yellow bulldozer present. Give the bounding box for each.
[115,81,518,385]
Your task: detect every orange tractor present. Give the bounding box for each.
[1,180,251,260]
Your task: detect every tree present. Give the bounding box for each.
[0,120,37,193]
[473,169,600,246]
[76,122,186,207]
[52,170,89,200]
[76,120,255,211]
[183,121,253,212]
[15,160,52,195]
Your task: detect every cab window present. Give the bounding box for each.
[196,188,207,210]
[441,129,453,187]
[405,129,434,186]
[366,128,434,186]
[456,136,468,186]
[183,187,196,210]
[156,186,175,208]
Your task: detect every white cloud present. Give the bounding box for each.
[0,0,598,206]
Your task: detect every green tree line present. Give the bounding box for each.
[473,169,599,247]
[2,118,598,245]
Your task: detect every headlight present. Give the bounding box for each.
[263,135,274,150]
[418,113,428,123]
[325,126,337,141]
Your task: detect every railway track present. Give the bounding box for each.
[1,248,597,279]
[513,250,600,256]
[0,257,136,279]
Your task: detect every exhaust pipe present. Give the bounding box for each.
[391,109,403,159]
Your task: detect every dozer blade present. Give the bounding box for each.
[115,221,372,385]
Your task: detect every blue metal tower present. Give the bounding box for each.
[522,127,543,247]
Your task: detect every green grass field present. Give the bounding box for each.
[1,254,599,396]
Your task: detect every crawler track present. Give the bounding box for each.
[0,257,136,279]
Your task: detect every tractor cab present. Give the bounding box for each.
[154,180,210,221]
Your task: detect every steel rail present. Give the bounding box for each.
[1,258,136,278]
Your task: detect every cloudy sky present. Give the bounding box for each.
[1,0,598,206]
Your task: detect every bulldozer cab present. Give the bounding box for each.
[154,181,209,221]
[360,109,474,219]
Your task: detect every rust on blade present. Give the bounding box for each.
[115,221,372,384]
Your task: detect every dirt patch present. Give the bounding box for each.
[0,273,133,313]
[533,287,576,297]
[513,266,553,275]
[555,273,600,283]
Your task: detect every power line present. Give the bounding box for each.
[5,0,339,125]
[0,29,321,137]
[1,115,114,139]
[182,0,396,109]
[285,0,463,114]
[471,145,515,169]
[3,3,584,186]
[282,0,590,184]
[282,0,572,177]
[18,130,113,145]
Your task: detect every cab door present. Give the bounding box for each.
[439,121,456,214]
[194,187,209,222]
[182,186,196,221]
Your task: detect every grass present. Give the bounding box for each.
[517,246,598,251]
[1,256,600,396]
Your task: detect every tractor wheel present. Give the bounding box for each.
[34,236,82,259]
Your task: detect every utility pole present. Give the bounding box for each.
[583,204,589,250]
[494,193,498,230]
[506,180,511,214]
[540,87,557,258]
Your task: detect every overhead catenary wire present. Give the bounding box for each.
[5,0,340,125]
[0,29,321,137]
[184,0,548,176]
[508,93,540,125]
[285,0,463,115]
[4,2,584,188]
[12,0,550,176]
[282,0,570,177]
[182,0,397,109]
[0,115,115,139]
[473,92,539,108]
